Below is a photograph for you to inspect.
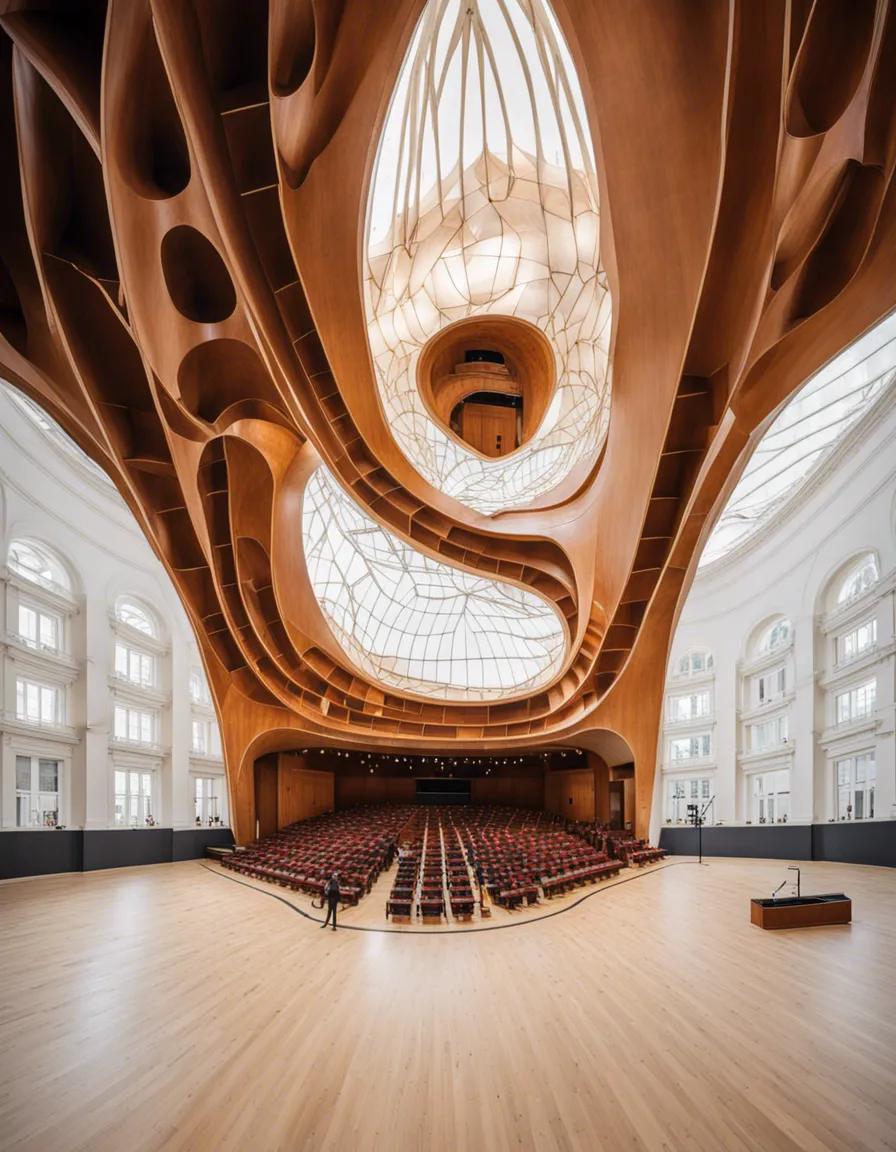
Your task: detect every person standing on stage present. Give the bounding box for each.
[322,872,341,931]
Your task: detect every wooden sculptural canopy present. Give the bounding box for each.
[1,0,895,843]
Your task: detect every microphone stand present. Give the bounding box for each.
[696,795,715,866]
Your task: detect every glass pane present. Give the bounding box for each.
[854,791,864,820]
[869,787,874,818]
[38,759,58,792]
[114,797,125,826]
[17,794,32,827]
[114,707,126,739]
[16,755,32,791]
[38,795,58,826]
[142,773,151,797]
[40,686,56,723]
[40,613,57,648]
[115,770,126,792]
[129,796,139,825]
[19,605,37,641]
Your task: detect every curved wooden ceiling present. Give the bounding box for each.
[1,0,895,841]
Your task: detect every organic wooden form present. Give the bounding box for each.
[1,1,895,843]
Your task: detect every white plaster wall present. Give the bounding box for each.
[653,391,896,841]
[0,385,228,831]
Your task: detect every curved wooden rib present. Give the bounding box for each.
[1,0,895,843]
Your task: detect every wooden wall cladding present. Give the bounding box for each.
[277,754,334,826]
[470,776,544,811]
[2,1,896,843]
[334,776,417,810]
[544,768,596,822]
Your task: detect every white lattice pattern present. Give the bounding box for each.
[701,312,896,567]
[365,0,611,515]
[302,466,567,700]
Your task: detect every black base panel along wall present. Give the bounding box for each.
[660,820,896,868]
[0,828,235,879]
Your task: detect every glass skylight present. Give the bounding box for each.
[302,465,567,700]
[701,312,896,567]
[365,0,612,515]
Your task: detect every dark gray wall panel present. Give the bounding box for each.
[660,821,895,867]
[0,831,83,878]
[81,829,173,871]
[172,828,234,860]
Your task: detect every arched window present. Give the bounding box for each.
[190,667,212,706]
[757,618,791,655]
[837,555,878,606]
[675,649,714,677]
[8,539,71,591]
[115,596,157,637]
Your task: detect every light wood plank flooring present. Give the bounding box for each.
[1,857,894,1152]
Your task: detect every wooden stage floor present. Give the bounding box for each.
[1,857,894,1152]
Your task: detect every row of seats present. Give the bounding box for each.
[222,804,413,900]
[222,804,667,916]
[451,807,624,907]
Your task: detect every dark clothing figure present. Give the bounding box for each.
[322,875,340,930]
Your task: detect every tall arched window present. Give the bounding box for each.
[115,596,157,637]
[675,649,714,677]
[189,667,212,706]
[8,539,71,591]
[756,618,792,655]
[837,555,879,606]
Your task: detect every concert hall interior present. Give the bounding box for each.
[1,2,895,1150]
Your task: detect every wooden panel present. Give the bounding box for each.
[254,758,278,839]
[543,768,595,821]
[591,753,610,824]
[276,754,334,826]
[334,775,416,808]
[458,402,517,457]
[470,776,542,809]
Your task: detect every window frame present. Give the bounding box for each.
[15,754,63,828]
[15,676,61,727]
[16,599,61,653]
[114,639,156,689]
[113,767,155,827]
[752,769,791,824]
[835,618,877,665]
[669,733,712,762]
[113,702,158,747]
[834,752,876,820]
[193,774,227,826]
[834,678,877,726]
